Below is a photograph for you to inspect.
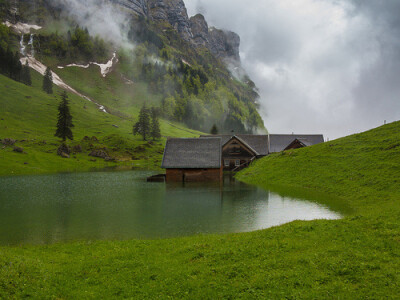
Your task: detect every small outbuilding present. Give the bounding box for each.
[268,134,325,153]
[161,137,223,182]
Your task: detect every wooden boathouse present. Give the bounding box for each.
[161,137,223,182]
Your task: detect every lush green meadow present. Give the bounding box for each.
[0,120,399,298]
[0,73,202,176]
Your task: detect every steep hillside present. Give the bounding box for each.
[0,72,203,176]
[2,0,265,134]
[237,121,400,214]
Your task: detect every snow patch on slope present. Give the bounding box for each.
[21,56,108,114]
[93,52,119,77]
[3,21,41,34]
[57,52,118,78]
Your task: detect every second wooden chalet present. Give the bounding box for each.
[200,134,324,171]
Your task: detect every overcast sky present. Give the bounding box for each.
[185,0,400,139]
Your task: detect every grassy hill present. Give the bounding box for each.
[0,121,399,298]
[0,72,203,176]
[237,120,400,216]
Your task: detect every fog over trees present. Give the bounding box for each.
[186,0,400,139]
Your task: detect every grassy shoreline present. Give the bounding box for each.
[1,121,399,297]
[0,73,203,176]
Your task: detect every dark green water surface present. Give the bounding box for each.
[0,171,344,245]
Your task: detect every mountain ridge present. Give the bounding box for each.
[2,0,265,135]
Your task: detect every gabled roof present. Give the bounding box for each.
[222,135,259,156]
[284,138,312,150]
[162,138,222,169]
[201,134,269,156]
[269,134,324,153]
[297,138,314,147]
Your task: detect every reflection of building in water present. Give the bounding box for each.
[164,178,270,234]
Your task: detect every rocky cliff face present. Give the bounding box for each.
[148,0,193,42]
[112,0,148,16]
[111,0,241,63]
[190,14,240,62]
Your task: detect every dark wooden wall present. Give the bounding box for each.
[166,167,223,182]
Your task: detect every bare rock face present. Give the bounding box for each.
[189,14,209,48]
[208,28,240,62]
[112,0,242,63]
[111,0,148,16]
[190,14,241,62]
[148,0,192,41]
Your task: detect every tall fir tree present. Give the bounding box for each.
[150,107,161,140]
[210,124,218,135]
[133,103,151,141]
[55,91,74,141]
[21,60,32,86]
[42,67,53,94]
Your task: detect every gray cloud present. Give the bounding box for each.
[53,0,133,49]
[185,0,400,139]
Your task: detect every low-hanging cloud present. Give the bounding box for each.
[185,0,400,139]
[52,0,133,49]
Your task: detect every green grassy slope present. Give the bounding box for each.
[0,73,203,176]
[0,122,399,298]
[54,64,162,116]
[237,121,400,216]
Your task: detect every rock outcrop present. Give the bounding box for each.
[111,0,241,63]
[189,14,209,48]
[1,138,16,146]
[112,0,148,16]
[148,0,193,42]
[190,15,241,62]
[57,143,71,158]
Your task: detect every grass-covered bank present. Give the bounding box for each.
[237,121,400,216]
[0,122,399,298]
[0,73,202,176]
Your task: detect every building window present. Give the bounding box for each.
[235,160,240,166]
[224,160,230,167]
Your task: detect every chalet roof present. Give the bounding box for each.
[283,138,312,150]
[221,135,259,155]
[269,134,324,153]
[296,138,314,147]
[162,138,222,169]
[201,134,269,156]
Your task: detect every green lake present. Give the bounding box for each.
[0,171,345,245]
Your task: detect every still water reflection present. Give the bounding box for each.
[0,171,343,245]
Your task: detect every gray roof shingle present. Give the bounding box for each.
[162,138,222,169]
[269,134,324,153]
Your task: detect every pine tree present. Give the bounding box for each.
[210,124,218,135]
[21,60,32,86]
[42,67,53,94]
[133,103,151,141]
[55,91,74,141]
[11,51,22,81]
[150,107,161,140]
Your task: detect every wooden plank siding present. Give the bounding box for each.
[166,166,223,182]
[222,137,257,171]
